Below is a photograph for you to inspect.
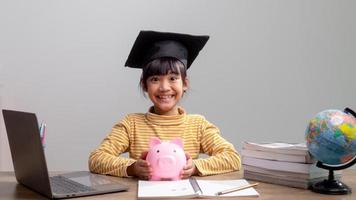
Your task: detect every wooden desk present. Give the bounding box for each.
[0,170,355,200]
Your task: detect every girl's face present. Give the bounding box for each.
[146,72,188,115]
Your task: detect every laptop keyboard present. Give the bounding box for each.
[50,175,95,194]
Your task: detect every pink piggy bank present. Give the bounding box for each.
[146,137,187,181]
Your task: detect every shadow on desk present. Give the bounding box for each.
[0,180,47,199]
[1,170,355,200]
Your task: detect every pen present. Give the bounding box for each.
[40,122,46,148]
[39,122,44,138]
[215,182,259,196]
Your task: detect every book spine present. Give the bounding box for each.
[189,178,202,195]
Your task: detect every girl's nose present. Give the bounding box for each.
[159,80,170,91]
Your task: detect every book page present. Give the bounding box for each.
[138,179,197,199]
[242,156,311,173]
[242,141,308,155]
[197,179,259,197]
[241,148,311,163]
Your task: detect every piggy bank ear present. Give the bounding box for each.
[149,137,161,148]
[170,138,183,148]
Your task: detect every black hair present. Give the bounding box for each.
[140,57,187,91]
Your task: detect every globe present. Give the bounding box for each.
[305,109,356,165]
[305,107,356,194]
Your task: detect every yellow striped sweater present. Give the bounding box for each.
[88,107,241,177]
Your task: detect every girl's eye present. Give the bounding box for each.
[170,76,179,81]
[150,77,159,82]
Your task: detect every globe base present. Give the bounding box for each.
[311,179,351,195]
[310,160,356,195]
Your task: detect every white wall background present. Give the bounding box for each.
[0,0,355,171]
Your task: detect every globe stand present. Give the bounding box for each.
[311,156,356,195]
[309,107,356,195]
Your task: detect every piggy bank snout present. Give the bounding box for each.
[157,155,176,168]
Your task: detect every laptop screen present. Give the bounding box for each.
[2,109,53,197]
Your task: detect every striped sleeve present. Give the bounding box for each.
[88,115,136,177]
[193,118,241,176]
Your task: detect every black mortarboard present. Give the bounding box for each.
[125,30,209,69]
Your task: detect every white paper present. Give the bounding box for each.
[198,179,260,197]
[138,180,196,198]
[138,179,259,199]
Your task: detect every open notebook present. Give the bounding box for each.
[138,178,259,199]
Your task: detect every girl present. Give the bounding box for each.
[89,30,241,179]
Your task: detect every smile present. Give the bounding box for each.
[157,95,174,100]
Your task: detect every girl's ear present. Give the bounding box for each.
[140,79,147,92]
[183,78,189,91]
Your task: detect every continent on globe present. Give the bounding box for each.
[306,109,356,165]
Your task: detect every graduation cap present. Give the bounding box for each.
[125,30,209,69]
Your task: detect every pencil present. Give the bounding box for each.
[215,182,259,196]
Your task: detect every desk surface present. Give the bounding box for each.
[0,170,355,200]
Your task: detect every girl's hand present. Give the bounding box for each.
[180,153,198,179]
[127,151,152,180]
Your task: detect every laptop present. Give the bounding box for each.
[2,109,128,199]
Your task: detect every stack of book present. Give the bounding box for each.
[241,141,340,189]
